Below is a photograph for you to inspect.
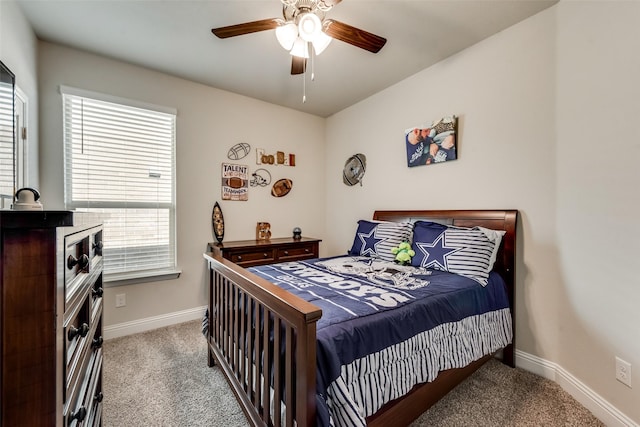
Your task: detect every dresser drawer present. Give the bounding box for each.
[65,316,103,427]
[65,227,101,313]
[229,249,276,266]
[65,296,91,394]
[65,347,102,427]
[90,229,103,260]
[276,243,317,261]
[90,274,104,324]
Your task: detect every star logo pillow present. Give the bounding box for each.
[410,221,504,286]
[348,220,413,262]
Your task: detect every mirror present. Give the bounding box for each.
[0,60,16,208]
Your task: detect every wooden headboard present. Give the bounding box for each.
[373,209,518,366]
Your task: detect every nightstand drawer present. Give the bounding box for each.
[210,237,321,267]
[230,249,276,265]
[277,243,316,261]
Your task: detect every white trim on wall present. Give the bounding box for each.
[104,305,206,340]
[516,350,638,427]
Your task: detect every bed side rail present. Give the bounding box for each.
[204,252,322,427]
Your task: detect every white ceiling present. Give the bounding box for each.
[16,0,557,117]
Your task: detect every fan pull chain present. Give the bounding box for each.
[302,59,306,103]
[311,43,315,81]
[302,42,315,103]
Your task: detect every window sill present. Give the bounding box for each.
[104,269,182,287]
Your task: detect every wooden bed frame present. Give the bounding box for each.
[203,209,518,427]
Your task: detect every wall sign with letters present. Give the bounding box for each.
[221,163,248,201]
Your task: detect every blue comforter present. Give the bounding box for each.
[248,256,512,426]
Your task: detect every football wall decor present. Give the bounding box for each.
[221,163,249,201]
[271,178,293,197]
[343,153,367,186]
[255,148,296,166]
[250,168,272,187]
[212,202,225,243]
[227,142,251,160]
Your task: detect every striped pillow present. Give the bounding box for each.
[410,221,504,286]
[348,220,413,262]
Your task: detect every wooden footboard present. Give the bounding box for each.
[203,253,321,427]
[204,209,517,427]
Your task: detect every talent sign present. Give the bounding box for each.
[221,163,249,201]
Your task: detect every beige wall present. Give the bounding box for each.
[555,1,640,421]
[325,2,638,423]
[37,42,326,327]
[0,0,39,186]
[325,0,559,359]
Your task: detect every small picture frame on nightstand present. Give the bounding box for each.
[256,222,271,240]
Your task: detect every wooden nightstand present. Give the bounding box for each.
[208,237,321,268]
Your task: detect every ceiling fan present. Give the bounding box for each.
[211,0,387,75]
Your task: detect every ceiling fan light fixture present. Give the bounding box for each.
[312,31,332,55]
[276,22,298,50]
[298,12,322,42]
[290,37,310,58]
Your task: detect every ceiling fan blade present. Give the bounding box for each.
[323,19,387,53]
[211,18,279,39]
[291,56,307,75]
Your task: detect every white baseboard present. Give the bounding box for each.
[516,350,638,427]
[104,305,206,340]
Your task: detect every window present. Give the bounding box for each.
[62,86,178,283]
[15,87,29,190]
[0,61,15,209]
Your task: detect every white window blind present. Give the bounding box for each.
[0,66,15,204]
[62,87,177,281]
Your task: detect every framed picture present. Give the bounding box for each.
[405,115,457,167]
[221,163,249,201]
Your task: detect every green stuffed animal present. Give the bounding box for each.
[390,242,415,265]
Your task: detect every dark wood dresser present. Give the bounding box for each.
[0,211,104,427]
[208,237,321,268]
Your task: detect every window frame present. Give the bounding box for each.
[0,61,15,209]
[60,85,180,286]
[15,86,28,190]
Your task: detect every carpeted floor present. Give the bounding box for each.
[103,320,604,427]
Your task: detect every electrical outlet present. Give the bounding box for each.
[615,357,632,388]
[115,293,126,308]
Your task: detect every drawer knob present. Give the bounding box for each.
[92,287,104,298]
[67,254,89,271]
[237,255,242,261]
[93,241,104,256]
[92,336,104,349]
[305,248,310,253]
[263,253,269,257]
[283,251,289,256]
[68,323,90,341]
[94,391,104,403]
[68,406,86,425]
